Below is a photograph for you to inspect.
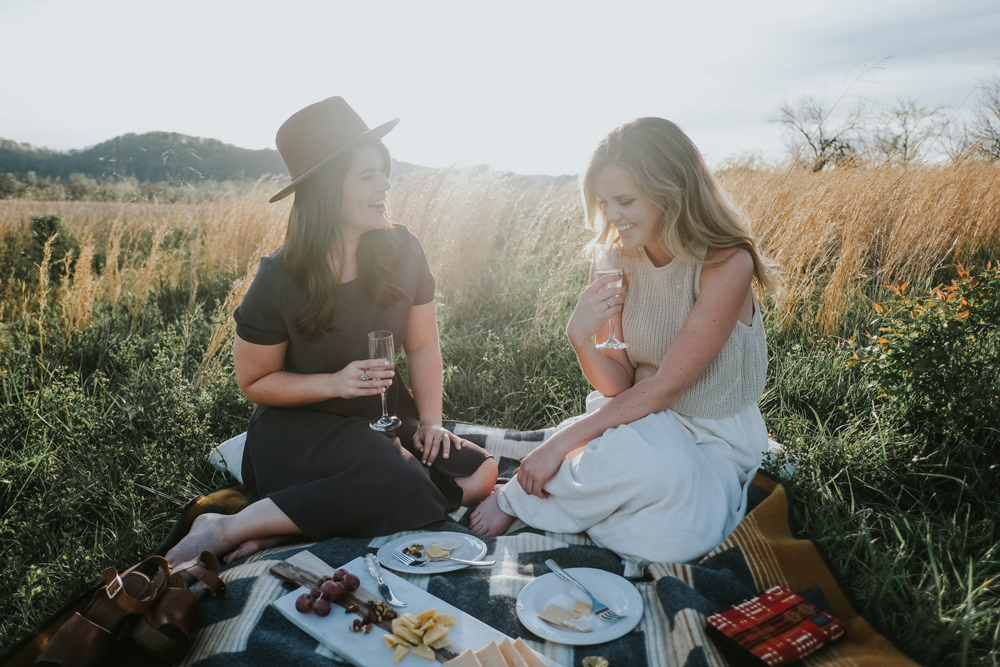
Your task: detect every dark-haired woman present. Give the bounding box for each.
[166,98,498,565]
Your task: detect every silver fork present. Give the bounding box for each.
[392,549,495,567]
[544,559,624,621]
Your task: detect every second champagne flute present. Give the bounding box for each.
[593,243,628,350]
[368,330,402,432]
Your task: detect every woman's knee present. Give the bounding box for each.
[457,457,498,505]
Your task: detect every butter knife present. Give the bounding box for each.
[365,553,405,607]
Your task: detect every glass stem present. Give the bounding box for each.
[607,318,617,343]
[381,390,389,419]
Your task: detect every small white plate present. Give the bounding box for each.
[516,568,643,645]
[376,531,488,574]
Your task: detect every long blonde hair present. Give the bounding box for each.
[582,117,776,293]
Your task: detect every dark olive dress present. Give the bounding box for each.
[233,225,491,539]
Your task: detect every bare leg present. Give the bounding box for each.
[469,488,516,537]
[224,535,299,564]
[165,498,301,566]
[455,457,499,506]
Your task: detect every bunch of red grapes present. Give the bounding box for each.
[295,568,361,616]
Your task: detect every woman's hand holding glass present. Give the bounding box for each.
[336,359,394,398]
[566,273,627,349]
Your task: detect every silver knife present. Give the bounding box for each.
[365,553,405,607]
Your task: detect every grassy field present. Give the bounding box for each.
[1,161,999,664]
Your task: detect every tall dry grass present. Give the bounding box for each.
[2,162,999,347]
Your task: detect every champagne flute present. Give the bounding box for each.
[368,330,402,432]
[593,244,628,350]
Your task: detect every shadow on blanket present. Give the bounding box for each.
[5,424,922,667]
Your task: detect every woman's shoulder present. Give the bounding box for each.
[389,223,422,248]
[258,246,287,272]
[699,246,754,292]
[704,246,752,270]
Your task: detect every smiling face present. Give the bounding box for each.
[594,164,669,261]
[339,142,391,240]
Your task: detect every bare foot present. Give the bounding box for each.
[223,535,297,564]
[469,490,516,537]
[166,513,235,566]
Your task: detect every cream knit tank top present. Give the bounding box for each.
[618,247,767,419]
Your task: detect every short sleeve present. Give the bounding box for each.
[234,256,289,345]
[408,231,436,306]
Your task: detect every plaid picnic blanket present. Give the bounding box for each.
[5,423,921,667]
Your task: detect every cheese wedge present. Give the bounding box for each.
[443,648,484,667]
[422,622,450,646]
[474,641,508,667]
[393,645,410,664]
[513,638,548,667]
[433,613,458,627]
[412,643,436,661]
[497,638,529,667]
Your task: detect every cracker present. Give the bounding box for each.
[536,603,581,625]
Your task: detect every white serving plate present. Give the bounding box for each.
[272,554,563,666]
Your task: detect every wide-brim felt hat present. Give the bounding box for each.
[268,96,399,203]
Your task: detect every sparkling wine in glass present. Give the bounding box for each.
[368,330,402,432]
[593,244,628,350]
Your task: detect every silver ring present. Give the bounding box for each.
[360,373,372,381]
[604,298,612,308]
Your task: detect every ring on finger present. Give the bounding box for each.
[360,372,372,381]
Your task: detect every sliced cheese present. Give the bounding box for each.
[513,638,548,667]
[572,600,593,615]
[474,641,509,667]
[443,648,484,667]
[497,638,530,667]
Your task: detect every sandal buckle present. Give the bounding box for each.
[106,573,124,599]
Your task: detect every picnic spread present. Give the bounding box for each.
[6,422,921,667]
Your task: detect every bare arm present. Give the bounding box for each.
[515,248,756,497]
[566,272,633,396]
[403,300,464,465]
[233,334,393,407]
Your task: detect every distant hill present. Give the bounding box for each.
[0,133,287,184]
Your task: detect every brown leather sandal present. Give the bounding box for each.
[131,551,226,661]
[35,556,171,667]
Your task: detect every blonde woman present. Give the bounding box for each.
[471,118,774,574]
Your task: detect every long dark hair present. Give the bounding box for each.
[284,140,405,340]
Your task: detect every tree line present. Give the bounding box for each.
[772,72,1000,171]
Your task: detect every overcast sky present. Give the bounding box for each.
[1,0,997,175]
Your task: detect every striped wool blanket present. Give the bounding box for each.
[6,422,919,667]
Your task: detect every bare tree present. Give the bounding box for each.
[970,73,1000,160]
[864,98,945,166]
[772,95,869,171]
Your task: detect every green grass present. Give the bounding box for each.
[2,238,999,667]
